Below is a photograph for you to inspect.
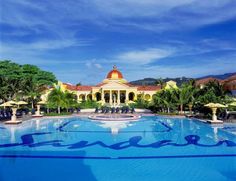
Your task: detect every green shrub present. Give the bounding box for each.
[79,100,100,109]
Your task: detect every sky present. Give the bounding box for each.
[0,0,236,85]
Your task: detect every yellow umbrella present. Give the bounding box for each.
[5,100,17,105]
[15,101,28,108]
[0,102,13,108]
[16,101,28,105]
[38,100,46,105]
[204,103,227,108]
[204,103,227,122]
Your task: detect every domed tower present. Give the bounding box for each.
[103,65,127,83]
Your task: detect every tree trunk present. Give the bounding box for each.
[180,104,184,114]
[58,106,60,114]
[167,107,170,113]
[189,107,192,115]
[31,101,34,109]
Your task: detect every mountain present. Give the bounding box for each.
[129,72,236,86]
[197,72,236,80]
[130,78,157,86]
[130,77,193,86]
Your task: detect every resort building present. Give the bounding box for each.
[196,75,236,96]
[44,66,162,106]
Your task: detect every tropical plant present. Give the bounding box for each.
[155,78,165,89]
[64,91,79,111]
[172,82,195,114]
[79,100,99,109]
[0,60,56,105]
[131,94,150,109]
[47,87,79,114]
[76,82,82,86]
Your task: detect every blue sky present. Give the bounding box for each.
[1,0,236,85]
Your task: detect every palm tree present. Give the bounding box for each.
[156,78,165,89]
[172,83,193,114]
[47,88,65,114]
[63,91,78,112]
[153,89,175,113]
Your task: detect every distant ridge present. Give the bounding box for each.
[197,72,236,80]
[130,77,193,86]
[129,72,236,86]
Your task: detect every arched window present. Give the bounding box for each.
[79,94,85,101]
[128,92,135,101]
[104,93,110,103]
[145,94,151,100]
[120,93,126,103]
[95,92,101,101]
[87,94,92,101]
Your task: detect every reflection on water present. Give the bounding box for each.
[98,121,133,135]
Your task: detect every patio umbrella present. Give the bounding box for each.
[15,101,28,108]
[35,100,46,116]
[204,103,227,108]
[204,103,227,122]
[5,100,17,105]
[0,102,13,108]
[38,100,46,105]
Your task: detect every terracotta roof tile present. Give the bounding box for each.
[63,83,77,91]
[63,83,92,91]
[137,85,161,91]
[195,77,222,85]
[76,86,92,91]
[224,74,236,82]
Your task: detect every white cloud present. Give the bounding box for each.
[94,63,102,69]
[85,60,103,69]
[2,0,236,34]
[116,48,174,64]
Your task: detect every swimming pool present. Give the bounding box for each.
[0,116,236,181]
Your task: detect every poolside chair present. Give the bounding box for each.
[124,107,129,114]
[115,107,120,113]
[101,107,105,113]
[31,108,36,115]
[95,107,99,113]
[0,112,4,121]
[16,110,22,118]
[121,107,125,114]
[130,107,135,114]
[224,111,236,122]
[111,107,115,114]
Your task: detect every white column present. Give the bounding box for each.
[101,90,104,104]
[125,91,129,104]
[11,108,17,121]
[36,105,41,116]
[117,90,120,104]
[109,90,112,104]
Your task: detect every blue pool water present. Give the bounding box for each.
[0,116,236,181]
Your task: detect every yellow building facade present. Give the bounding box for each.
[43,66,164,106]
